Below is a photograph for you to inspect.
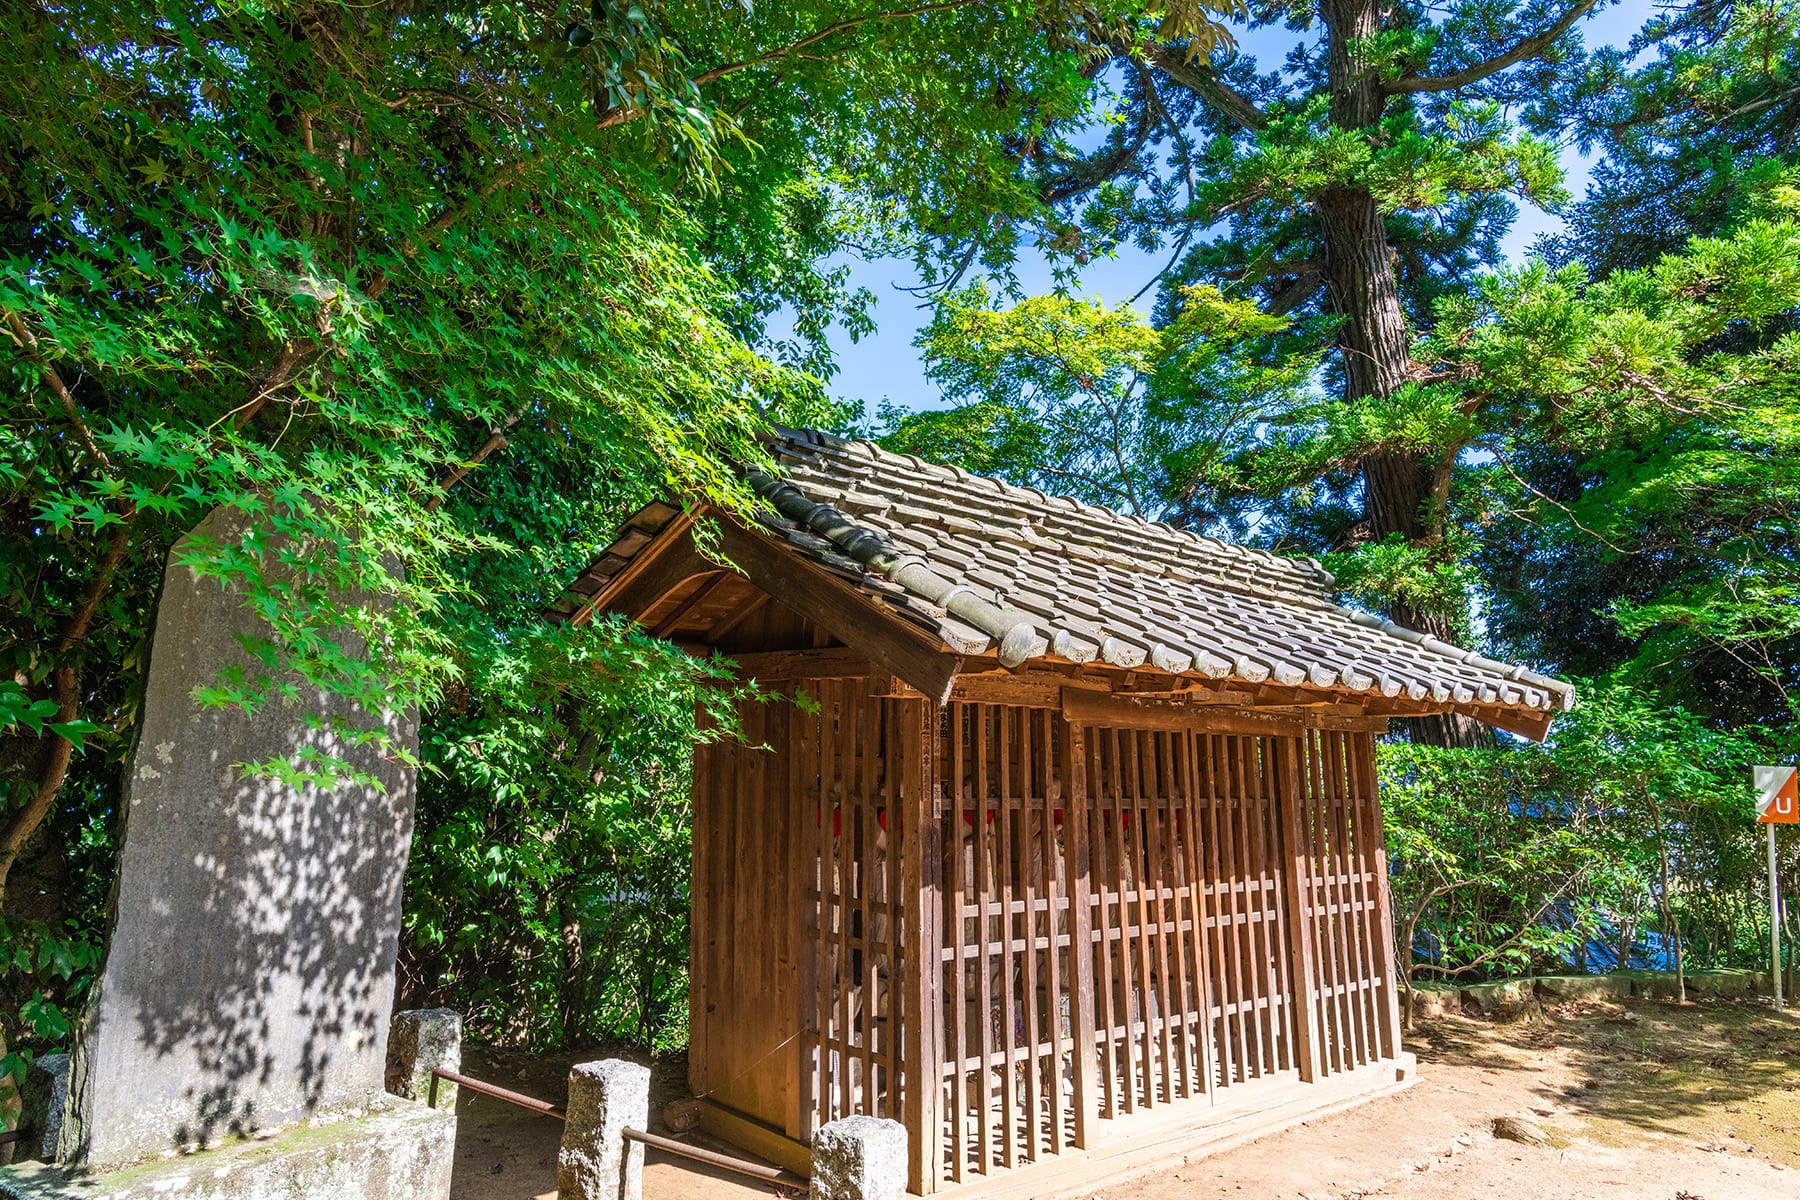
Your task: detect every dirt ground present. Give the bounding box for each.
[451,996,1800,1200]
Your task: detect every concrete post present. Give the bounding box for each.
[558,1059,650,1200]
[810,1116,908,1200]
[387,1009,462,1111]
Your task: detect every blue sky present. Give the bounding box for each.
[796,3,1652,420]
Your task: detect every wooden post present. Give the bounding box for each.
[1061,715,1100,1147]
[1274,736,1323,1083]
[1354,733,1405,1061]
[900,698,944,1194]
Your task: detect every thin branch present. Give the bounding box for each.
[1384,0,1601,96]
[1142,41,1268,132]
[426,408,527,512]
[4,309,111,472]
[690,1,984,87]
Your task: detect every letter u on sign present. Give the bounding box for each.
[1755,765,1799,824]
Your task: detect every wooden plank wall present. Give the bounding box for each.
[689,696,801,1133]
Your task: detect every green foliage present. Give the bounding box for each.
[0,0,1132,1064]
[890,282,1315,524]
[1380,681,1776,999]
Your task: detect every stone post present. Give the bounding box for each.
[557,1059,650,1200]
[387,1009,462,1112]
[810,1116,908,1200]
[16,1054,69,1163]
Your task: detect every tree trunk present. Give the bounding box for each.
[1313,0,1492,748]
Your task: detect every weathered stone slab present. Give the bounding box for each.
[1405,981,1463,1020]
[1685,969,1758,997]
[1535,975,1631,1003]
[1461,978,1534,1019]
[559,1059,650,1200]
[809,1116,907,1200]
[0,1097,452,1200]
[62,506,419,1170]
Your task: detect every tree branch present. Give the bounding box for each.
[4,309,111,472]
[1143,41,1268,132]
[0,513,135,896]
[692,1,984,86]
[1384,0,1601,96]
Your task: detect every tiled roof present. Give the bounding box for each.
[556,427,1575,717]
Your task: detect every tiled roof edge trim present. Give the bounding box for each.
[746,467,1042,667]
[1342,609,1577,711]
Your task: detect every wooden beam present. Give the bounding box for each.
[899,696,945,1193]
[1060,689,1388,736]
[1275,736,1323,1083]
[717,647,872,682]
[711,516,962,704]
[592,522,711,625]
[648,571,729,639]
[1469,704,1555,742]
[949,670,1109,708]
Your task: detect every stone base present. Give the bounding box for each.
[0,1098,453,1200]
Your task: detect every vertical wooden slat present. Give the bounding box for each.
[789,693,816,1137]
[1316,729,1354,1075]
[1062,716,1099,1149]
[1258,735,1297,1074]
[1277,735,1323,1083]
[1113,726,1146,1114]
[948,703,968,1182]
[1331,731,1376,1066]
[1145,733,1176,1103]
[1040,711,1067,1153]
[689,725,714,1104]
[1019,710,1042,1161]
[997,707,1018,1168]
[1236,734,1273,1077]
[1355,731,1404,1062]
[901,696,943,1194]
[1090,728,1121,1120]
[1198,734,1234,1087]
[974,706,994,1172]
[1160,731,1195,1100]
[1177,730,1217,1100]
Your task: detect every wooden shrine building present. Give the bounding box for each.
[547,428,1573,1198]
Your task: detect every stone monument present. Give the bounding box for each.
[0,507,454,1199]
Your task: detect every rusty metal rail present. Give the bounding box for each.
[426,1067,803,1188]
[431,1066,566,1120]
[622,1127,805,1187]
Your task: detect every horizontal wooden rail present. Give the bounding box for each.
[432,1067,566,1120]
[622,1126,807,1186]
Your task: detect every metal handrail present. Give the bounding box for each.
[622,1126,805,1187]
[425,1067,804,1188]
[431,1066,565,1120]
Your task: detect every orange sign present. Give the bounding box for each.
[1756,765,1799,824]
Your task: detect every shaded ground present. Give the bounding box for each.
[452,997,1800,1200]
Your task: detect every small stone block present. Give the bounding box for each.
[17,1054,69,1163]
[558,1059,651,1200]
[388,1009,461,1111]
[1462,978,1534,1019]
[810,1116,907,1200]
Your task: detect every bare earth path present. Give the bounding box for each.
[452,997,1800,1200]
